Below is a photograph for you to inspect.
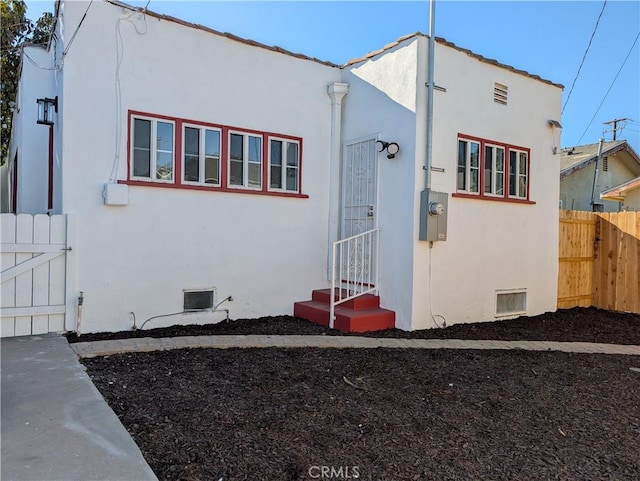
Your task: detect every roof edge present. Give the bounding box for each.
[104,0,340,68]
[600,175,640,200]
[561,141,640,178]
[343,32,563,89]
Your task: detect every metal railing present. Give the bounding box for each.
[329,228,380,328]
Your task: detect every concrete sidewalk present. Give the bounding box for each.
[70,334,640,357]
[1,334,157,481]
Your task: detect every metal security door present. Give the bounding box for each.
[341,137,377,239]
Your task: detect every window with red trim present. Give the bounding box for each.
[127,111,305,197]
[456,134,530,201]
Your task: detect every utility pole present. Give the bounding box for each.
[603,118,629,141]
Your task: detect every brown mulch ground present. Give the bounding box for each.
[83,348,640,481]
[68,306,640,345]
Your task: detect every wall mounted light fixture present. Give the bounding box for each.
[376,140,400,159]
[36,96,57,125]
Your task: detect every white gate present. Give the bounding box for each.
[1,214,76,337]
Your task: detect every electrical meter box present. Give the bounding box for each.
[419,189,448,241]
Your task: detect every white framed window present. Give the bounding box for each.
[457,139,480,194]
[229,132,262,189]
[508,149,528,199]
[183,125,221,186]
[484,144,505,196]
[131,116,175,182]
[456,135,531,202]
[496,289,527,317]
[269,138,300,193]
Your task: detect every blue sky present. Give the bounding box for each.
[26,0,640,152]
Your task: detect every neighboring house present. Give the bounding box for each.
[559,140,640,211]
[600,176,640,210]
[1,0,563,335]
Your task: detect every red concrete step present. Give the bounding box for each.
[293,300,395,333]
[310,289,380,310]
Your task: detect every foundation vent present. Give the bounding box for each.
[496,289,526,317]
[184,288,215,311]
[494,82,508,105]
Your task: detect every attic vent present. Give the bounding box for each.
[184,288,215,311]
[602,156,608,171]
[496,289,526,317]
[494,83,508,105]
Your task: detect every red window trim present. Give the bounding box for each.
[457,133,532,202]
[124,110,307,198]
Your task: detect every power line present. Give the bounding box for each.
[575,32,640,146]
[562,0,607,115]
[61,0,94,60]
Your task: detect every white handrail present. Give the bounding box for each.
[329,228,379,328]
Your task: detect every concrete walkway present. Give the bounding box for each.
[1,335,157,481]
[71,334,640,357]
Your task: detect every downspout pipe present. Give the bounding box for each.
[590,138,604,210]
[327,82,349,281]
[424,0,436,191]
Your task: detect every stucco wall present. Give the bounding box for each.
[341,39,420,330]
[560,154,636,212]
[411,37,563,328]
[623,187,640,210]
[8,46,56,214]
[58,0,341,332]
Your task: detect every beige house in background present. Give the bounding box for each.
[560,140,640,211]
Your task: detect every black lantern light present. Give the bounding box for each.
[36,96,58,125]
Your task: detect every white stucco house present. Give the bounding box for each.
[2,0,563,336]
[559,140,640,212]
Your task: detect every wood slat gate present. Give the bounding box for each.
[1,214,76,337]
[558,210,640,314]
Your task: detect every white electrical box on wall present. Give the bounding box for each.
[103,183,129,205]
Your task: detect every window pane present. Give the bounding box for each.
[457,141,467,190]
[286,167,298,191]
[204,156,219,184]
[248,162,261,188]
[271,140,282,166]
[229,160,243,185]
[249,136,262,163]
[184,155,199,182]
[509,151,517,196]
[286,143,299,167]
[496,173,504,195]
[519,175,527,198]
[470,166,479,193]
[519,152,527,174]
[156,152,173,180]
[134,119,151,149]
[270,140,282,188]
[230,134,243,160]
[205,130,220,157]
[484,146,493,194]
[470,143,479,168]
[156,122,173,153]
[133,149,150,177]
[184,127,199,156]
[496,148,504,171]
[271,166,282,188]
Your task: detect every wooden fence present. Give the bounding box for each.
[558,210,640,314]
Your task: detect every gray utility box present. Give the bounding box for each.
[419,189,448,241]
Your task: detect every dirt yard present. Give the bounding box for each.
[69,306,640,345]
[80,308,640,481]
